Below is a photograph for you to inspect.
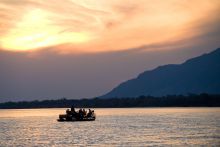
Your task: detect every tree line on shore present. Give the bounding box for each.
[0,93,220,109]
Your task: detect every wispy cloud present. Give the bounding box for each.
[0,0,219,53]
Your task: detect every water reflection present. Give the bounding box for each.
[0,108,219,146]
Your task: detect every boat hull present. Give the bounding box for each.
[57,113,96,122]
[57,117,95,122]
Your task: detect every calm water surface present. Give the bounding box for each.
[0,108,219,146]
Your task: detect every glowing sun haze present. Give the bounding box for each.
[0,0,219,53]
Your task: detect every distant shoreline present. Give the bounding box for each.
[0,107,220,110]
[0,93,220,109]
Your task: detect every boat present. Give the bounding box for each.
[57,108,96,122]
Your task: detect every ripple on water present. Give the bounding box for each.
[0,108,219,146]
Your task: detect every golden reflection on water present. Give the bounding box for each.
[0,108,65,118]
[0,107,219,118]
[95,107,220,116]
[0,108,219,146]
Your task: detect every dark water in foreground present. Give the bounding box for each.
[0,108,219,146]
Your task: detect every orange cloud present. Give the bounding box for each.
[0,0,219,53]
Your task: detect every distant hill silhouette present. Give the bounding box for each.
[101,48,220,98]
[1,94,220,108]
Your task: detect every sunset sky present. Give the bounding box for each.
[0,0,220,102]
[1,0,219,53]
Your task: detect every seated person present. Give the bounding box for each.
[78,108,83,118]
[82,109,87,116]
[66,109,71,115]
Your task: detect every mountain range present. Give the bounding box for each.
[101,48,220,98]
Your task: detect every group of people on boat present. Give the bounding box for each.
[65,106,95,119]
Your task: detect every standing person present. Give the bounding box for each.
[87,109,92,117]
[71,106,76,117]
[71,106,76,113]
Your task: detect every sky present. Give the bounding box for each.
[0,0,220,102]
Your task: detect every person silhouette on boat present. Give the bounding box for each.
[78,108,84,119]
[87,109,92,117]
[82,109,87,116]
[71,106,77,116]
[71,106,75,112]
[65,109,72,120]
[66,109,71,115]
